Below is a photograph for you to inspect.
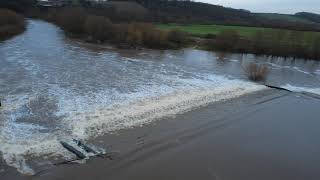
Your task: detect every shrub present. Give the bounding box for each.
[47,8,186,49]
[112,24,128,43]
[245,63,270,82]
[310,37,320,59]
[214,30,240,51]
[0,8,24,26]
[249,30,320,59]
[55,8,86,34]
[105,1,147,22]
[84,15,113,42]
[204,33,216,39]
[251,31,267,54]
[140,23,169,48]
[0,0,36,13]
[0,9,25,40]
[114,23,175,49]
[125,23,145,45]
[167,29,189,45]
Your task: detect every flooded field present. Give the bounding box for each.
[0,20,319,174]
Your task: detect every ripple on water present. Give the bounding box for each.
[0,73,266,174]
[1,19,319,175]
[282,84,320,96]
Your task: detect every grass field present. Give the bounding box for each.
[157,24,320,39]
[255,13,314,24]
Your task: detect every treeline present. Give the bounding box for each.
[110,0,320,32]
[45,8,189,49]
[295,12,320,24]
[2,0,320,59]
[84,1,148,22]
[0,9,26,41]
[0,0,36,13]
[2,0,320,32]
[206,30,320,60]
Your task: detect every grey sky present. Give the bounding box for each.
[198,0,320,14]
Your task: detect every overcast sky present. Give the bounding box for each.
[198,0,320,14]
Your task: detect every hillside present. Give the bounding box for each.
[0,0,35,12]
[294,12,320,23]
[109,0,320,31]
[255,13,315,24]
[111,0,261,25]
[2,0,320,31]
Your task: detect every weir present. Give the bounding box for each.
[264,84,320,99]
[265,85,293,92]
[0,19,319,176]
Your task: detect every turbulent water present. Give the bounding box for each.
[0,20,320,174]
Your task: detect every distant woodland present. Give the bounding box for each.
[1,0,320,31]
[1,0,320,59]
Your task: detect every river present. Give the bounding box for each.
[0,20,320,174]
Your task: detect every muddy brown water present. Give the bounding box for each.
[0,20,320,176]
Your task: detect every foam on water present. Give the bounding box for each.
[282,84,320,96]
[64,76,266,139]
[0,74,265,174]
[0,95,73,174]
[267,62,313,75]
[3,19,319,175]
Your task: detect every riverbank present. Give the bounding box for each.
[0,9,26,41]
[29,7,319,60]
[3,89,320,179]
[1,19,320,179]
[160,24,320,60]
[34,7,189,50]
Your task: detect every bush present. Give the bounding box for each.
[204,33,216,39]
[0,8,24,26]
[104,1,147,22]
[0,0,36,13]
[140,23,169,48]
[0,9,25,40]
[249,30,319,60]
[214,30,240,51]
[203,28,320,60]
[125,23,145,45]
[113,23,182,49]
[84,15,113,42]
[167,29,189,45]
[245,63,270,82]
[47,8,186,49]
[251,31,267,54]
[311,36,320,59]
[55,8,86,34]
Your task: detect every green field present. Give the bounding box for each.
[158,24,320,39]
[255,13,314,24]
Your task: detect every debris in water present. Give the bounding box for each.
[60,141,87,160]
[73,139,99,155]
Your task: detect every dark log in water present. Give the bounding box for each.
[73,139,99,154]
[265,85,292,92]
[60,141,86,159]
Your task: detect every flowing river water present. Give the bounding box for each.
[0,20,320,174]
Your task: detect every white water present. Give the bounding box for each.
[0,74,265,174]
[1,20,320,175]
[282,84,320,96]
